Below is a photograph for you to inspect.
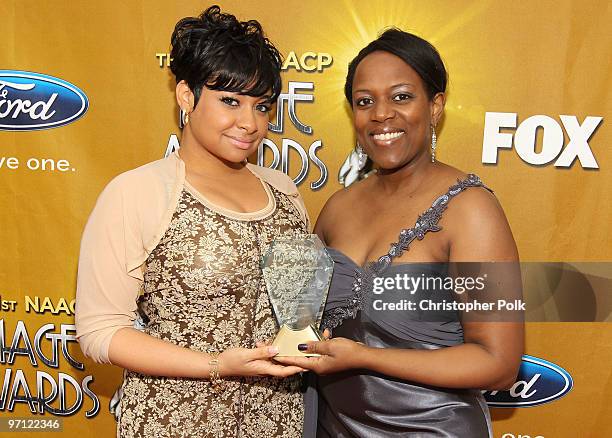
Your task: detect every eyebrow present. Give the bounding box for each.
[353,83,416,94]
[236,92,273,103]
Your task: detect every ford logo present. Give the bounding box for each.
[0,70,88,131]
[484,355,573,407]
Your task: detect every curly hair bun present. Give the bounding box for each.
[170,5,282,105]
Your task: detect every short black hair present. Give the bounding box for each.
[344,28,447,105]
[170,5,283,106]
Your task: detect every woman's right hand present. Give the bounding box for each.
[217,346,306,378]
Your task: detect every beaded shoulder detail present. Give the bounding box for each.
[321,174,490,332]
[369,173,489,274]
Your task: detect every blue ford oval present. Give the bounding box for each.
[484,355,573,408]
[0,70,88,131]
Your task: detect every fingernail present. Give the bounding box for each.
[268,346,279,355]
[297,344,308,351]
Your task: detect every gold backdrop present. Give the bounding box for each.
[1,1,610,436]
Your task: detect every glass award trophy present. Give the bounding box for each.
[261,234,334,356]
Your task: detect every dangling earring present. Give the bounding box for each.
[356,143,368,169]
[179,108,189,129]
[430,125,437,163]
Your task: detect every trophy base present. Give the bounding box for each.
[272,324,323,357]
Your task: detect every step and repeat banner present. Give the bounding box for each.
[1,1,610,437]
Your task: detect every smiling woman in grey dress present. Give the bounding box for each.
[277,28,524,438]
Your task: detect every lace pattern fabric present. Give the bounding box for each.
[117,185,307,438]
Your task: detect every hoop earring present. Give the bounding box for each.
[179,108,189,129]
[430,125,437,163]
[356,143,368,169]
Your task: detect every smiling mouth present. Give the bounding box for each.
[371,131,404,141]
[226,135,256,148]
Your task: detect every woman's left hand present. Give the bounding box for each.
[273,337,368,375]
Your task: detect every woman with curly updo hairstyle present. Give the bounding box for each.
[76,5,309,437]
[170,6,282,107]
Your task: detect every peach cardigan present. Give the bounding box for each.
[75,152,310,364]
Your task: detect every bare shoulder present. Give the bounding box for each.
[446,175,505,226]
[428,163,517,260]
[314,177,371,241]
[325,176,373,210]
[442,172,518,261]
[432,163,501,218]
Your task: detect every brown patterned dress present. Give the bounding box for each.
[117,179,306,437]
